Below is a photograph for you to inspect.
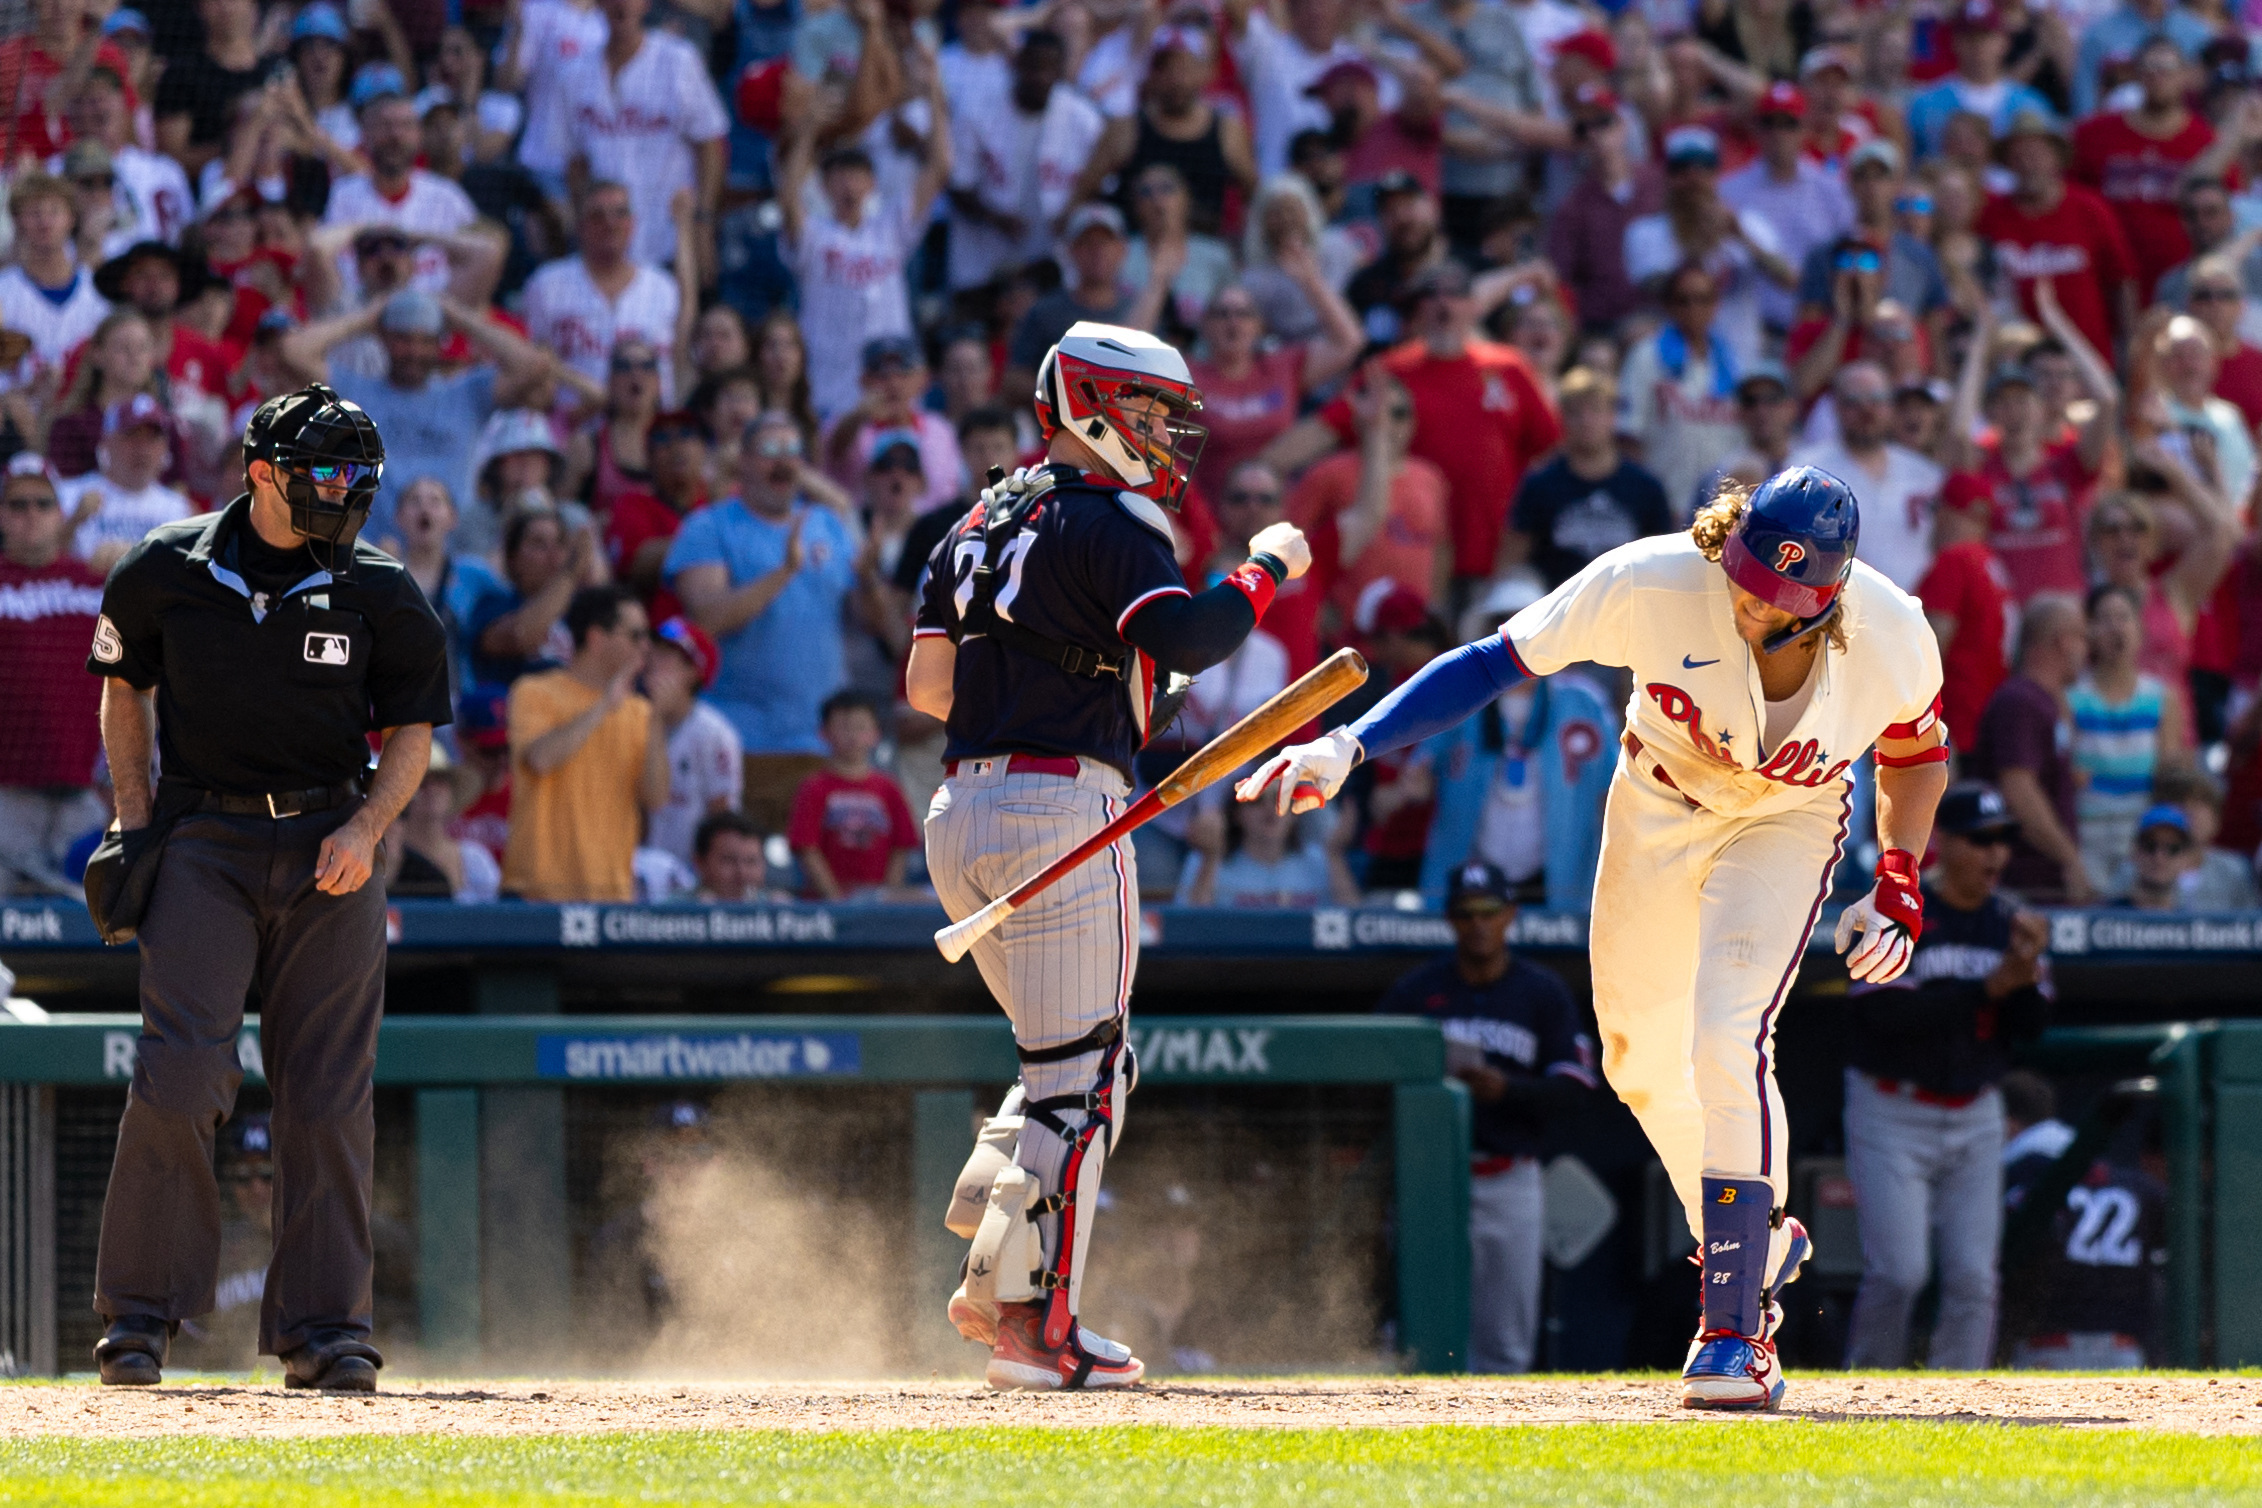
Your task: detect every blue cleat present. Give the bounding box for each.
[1681,1314,1785,1411]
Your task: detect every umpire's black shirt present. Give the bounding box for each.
[87,493,452,793]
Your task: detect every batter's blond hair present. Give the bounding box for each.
[1689,481,1848,652]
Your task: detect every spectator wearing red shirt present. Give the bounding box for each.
[0,0,137,162]
[1272,260,1561,590]
[1543,84,1665,334]
[1307,57,1444,199]
[606,408,710,623]
[787,691,920,900]
[1286,374,1451,621]
[1185,270,1362,500]
[1914,502,2014,753]
[2069,36,2228,301]
[1977,109,2137,365]
[2182,254,2262,435]
[1938,291,2116,604]
[91,242,235,399]
[0,455,107,895]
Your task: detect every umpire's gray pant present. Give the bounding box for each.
[93,806,386,1359]
[926,758,1137,1271]
[1842,1070,2004,1369]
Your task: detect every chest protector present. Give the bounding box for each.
[955,465,1193,747]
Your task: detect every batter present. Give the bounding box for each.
[906,322,1311,1389]
[1242,468,1949,1409]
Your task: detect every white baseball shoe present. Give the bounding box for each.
[985,1301,1145,1391]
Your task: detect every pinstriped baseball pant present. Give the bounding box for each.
[926,758,1138,1273]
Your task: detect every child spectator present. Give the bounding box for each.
[643,616,744,870]
[786,691,920,901]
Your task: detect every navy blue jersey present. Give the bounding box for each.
[914,467,1189,778]
[1846,883,2053,1096]
[1376,955,1597,1158]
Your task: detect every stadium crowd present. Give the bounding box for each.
[4,0,2262,912]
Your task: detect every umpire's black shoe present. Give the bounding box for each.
[283,1334,383,1392]
[94,1315,171,1386]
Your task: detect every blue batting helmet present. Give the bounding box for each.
[1720,466,1859,648]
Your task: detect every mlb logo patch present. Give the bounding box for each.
[304,633,351,666]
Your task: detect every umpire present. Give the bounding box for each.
[83,384,449,1391]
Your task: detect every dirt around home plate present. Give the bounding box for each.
[1,1375,2259,1438]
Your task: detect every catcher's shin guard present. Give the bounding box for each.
[946,1086,1025,1240]
[1017,1018,1132,1350]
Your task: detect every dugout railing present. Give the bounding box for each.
[0,1013,1470,1377]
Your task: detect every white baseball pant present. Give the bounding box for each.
[926,757,1139,1276]
[1588,756,1851,1236]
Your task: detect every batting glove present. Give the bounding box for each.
[1833,848,1924,984]
[1234,728,1363,815]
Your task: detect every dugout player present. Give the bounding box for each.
[1242,468,1950,1410]
[908,322,1311,1390]
[84,384,450,1391]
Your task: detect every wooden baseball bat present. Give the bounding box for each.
[933,647,1369,962]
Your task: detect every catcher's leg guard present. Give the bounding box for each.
[946,1086,1025,1240]
[962,1163,1042,1310]
[1017,1019,1129,1352]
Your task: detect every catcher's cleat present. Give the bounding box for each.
[948,1282,999,1346]
[985,1301,1144,1391]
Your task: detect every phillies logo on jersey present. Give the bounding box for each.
[1775,541,1807,570]
[1645,683,1853,788]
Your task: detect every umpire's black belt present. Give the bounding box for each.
[191,782,361,819]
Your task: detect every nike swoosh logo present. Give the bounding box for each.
[1682,655,1720,669]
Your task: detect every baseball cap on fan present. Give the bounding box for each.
[653,616,720,689]
[102,392,172,437]
[1663,126,1722,169]
[1756,81,1806,120]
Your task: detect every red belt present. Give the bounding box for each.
[1869,1075,1983,1109]
[1623,733,1699,808]
[1471,1155,1534,1177]
[945,753,1083,778]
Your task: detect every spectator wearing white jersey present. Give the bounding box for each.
[62,66,194,253]
[777,67,951,421]
[501,0,610,198]
[56,394,193,576]
[324,92,487,302]
[523,181,694,407]
[562,0,729,271]
[417,25,526,165]
[944,29,1105,294]
[1790,360,1943,592]
[0,174,109,374]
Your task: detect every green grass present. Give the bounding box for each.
[2,1423,2257,1507]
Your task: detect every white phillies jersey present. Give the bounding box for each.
[1503,532,1943,821]
[788,191,918,419]
[514,0,609,173]
[0,264,109,370]
[521,255,681,405]
[323,171,479,299]
[561,31,728,267]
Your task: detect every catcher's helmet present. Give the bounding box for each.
[243,384,385,572]
[1034,322,1205,509]
[1719,465,1859,651]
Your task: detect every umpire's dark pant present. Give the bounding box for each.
[93,804,385,1358]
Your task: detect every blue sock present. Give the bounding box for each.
[1700,1176,1775,1337]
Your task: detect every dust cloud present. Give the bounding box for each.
[569,1089,1393,1380]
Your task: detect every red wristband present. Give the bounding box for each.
[1223,558,1278,622]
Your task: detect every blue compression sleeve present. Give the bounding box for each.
[1347,633,1528,759]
